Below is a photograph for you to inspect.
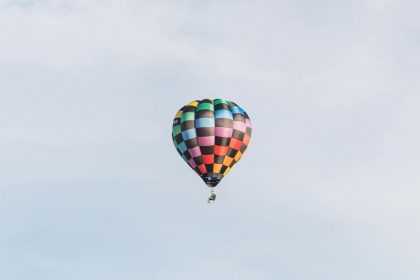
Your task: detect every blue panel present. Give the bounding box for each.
[230,106,244,115]
[182,129,197,140]
[215,109,233,119]
[195,118,215,128]
[178,142,187,153]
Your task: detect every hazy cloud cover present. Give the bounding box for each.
[0,0,419,279]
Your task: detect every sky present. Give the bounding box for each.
[0,0,419,279]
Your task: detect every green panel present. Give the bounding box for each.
[181,112,195,122]
[213,99,228,105]
[172,125,181,135]
[173,139,177,147]
[196,102,214,111]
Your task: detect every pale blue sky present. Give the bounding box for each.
[0,0,419,279]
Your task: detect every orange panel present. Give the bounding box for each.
[175,110,183,118]
[243,135,250,146]
[234,151,242,162]
[213,164,222,173]
[214,145,229,155]
[202,154,214,164]
[230,138,242,150]
[223,156,233,166]
[198,164,207,174]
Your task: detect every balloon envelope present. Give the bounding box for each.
[172,98,252,187]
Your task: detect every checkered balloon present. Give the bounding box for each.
[172,99,252,188]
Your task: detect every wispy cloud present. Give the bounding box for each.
[0,0,419,279]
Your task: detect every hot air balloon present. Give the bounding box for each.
[171,98,252,202]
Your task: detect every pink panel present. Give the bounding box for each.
[215,127,233,137]
[246,119,252,127]
[188,158,197,168]
[188,146,201,157]
[197,136,215,146]
[233,121,246,132]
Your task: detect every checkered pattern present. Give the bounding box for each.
[172,99,252,188]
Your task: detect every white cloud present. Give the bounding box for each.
[0,0,419,279]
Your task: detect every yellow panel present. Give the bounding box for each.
[223,156,233,166]
[223,167,231,175]
[234,151,242,162]
[188,101,199,107]
[213,164,222,173]
[175,111,183,118]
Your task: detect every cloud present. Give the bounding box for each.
[0,0,419,279]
